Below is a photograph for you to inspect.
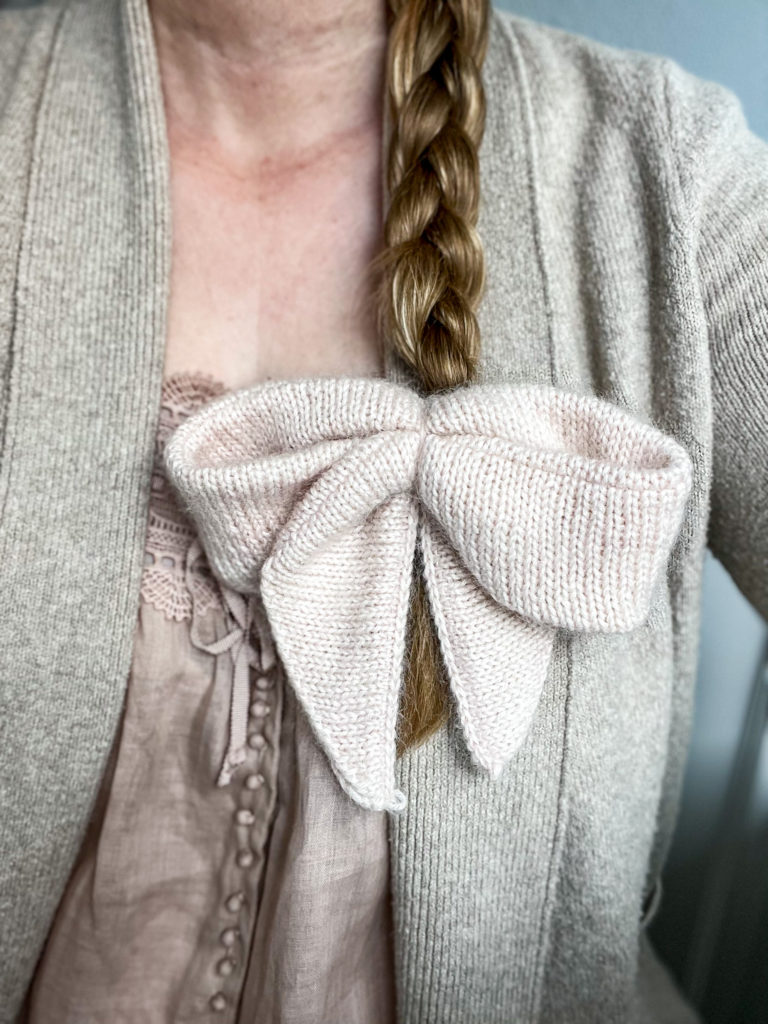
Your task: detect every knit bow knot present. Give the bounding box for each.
[163,378,692,812]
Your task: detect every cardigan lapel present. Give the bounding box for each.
[0,0,170,1013]
[389,15,569,1024]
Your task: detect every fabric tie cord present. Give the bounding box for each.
[163,377,693,812]
[184,535,262,786]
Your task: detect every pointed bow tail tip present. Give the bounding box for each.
[162,378,693,812]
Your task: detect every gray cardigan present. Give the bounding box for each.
[1,0,766,1021]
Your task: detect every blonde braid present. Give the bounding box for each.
[375,0,490,753]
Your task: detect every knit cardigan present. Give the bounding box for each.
[0,1,766,1022]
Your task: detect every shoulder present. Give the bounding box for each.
[487,8,671,132]
[486,7,751,205]
[0,4,63,312]
[489,6,741,121]
[0,3,63,200]
[0,4,50,51]
[0,3,63,128]
[0,4,61,93]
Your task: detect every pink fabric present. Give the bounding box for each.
[24,372,396,1023]
[164,377,693,812]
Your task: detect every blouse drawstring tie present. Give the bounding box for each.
[185,535,260,786]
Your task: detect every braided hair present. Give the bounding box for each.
[375,0,490,753]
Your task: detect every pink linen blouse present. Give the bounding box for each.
[23,371,397,1023]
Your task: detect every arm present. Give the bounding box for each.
[665,60,768,622]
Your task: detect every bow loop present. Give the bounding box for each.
[163,379,424,595]
[164,377,692,810]
[417,385,692,631]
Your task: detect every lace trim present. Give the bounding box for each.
[140,370,231,621]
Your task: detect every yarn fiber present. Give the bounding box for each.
[164,376,693,811]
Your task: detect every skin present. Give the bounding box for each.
[149,0,389,389]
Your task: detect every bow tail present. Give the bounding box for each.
[259,494,418,812]
[419,513,556,778]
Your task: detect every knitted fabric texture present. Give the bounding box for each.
[163,377,693,812]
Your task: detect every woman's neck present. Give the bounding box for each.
[148,0,389,174]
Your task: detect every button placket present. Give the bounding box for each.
[148,379,282,1022]
[205,598,283,1018]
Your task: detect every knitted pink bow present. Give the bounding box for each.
[163,377,692,812]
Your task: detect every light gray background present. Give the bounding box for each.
[2,0,767,1020]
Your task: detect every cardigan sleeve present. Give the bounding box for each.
[664,60,768,624]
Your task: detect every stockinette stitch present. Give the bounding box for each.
[163,376,693,812]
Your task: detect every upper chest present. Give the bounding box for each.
[161,127,387,391]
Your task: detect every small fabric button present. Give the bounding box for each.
[249,701,269,718]
[217,957,236,977]
[225,892,244,913]
[220,927,239,948]
[247,733,264,750]
[210,992,227,1012]
[244,773,264,791]
[235,809,255,826]
[255,674,274,691]
[236,849,254,868]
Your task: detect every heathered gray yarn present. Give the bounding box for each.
[0,0,766,1021]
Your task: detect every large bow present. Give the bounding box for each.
[163,378,692,812]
